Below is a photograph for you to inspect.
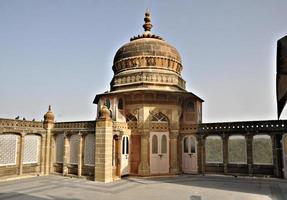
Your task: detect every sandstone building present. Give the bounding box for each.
[0,11,287,183]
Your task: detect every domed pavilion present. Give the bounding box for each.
[93,11,203,181]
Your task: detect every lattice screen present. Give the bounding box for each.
[0,134,18,165]
[84,134,95,165]
[23,135,40,164]
[70,134,80,164]
[56,134,64,163]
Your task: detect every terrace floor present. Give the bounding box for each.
[0,174,286,200]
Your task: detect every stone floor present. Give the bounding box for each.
[0,174,286,200]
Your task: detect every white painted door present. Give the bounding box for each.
[121,135,129,176]
[283,134,287,179]
[150,132,169,174]
[182,136,198,174]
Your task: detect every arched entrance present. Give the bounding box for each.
[121,135,129,176]
[150,132,169,174]
[182,135,198,174]
[283,134,287,179]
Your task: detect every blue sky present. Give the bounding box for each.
[1,0,287,122]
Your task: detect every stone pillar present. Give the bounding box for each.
[170,130,179,174]
[78,132,83,177]
[18,133,25,175]
[138,129,150,176]
[246,133,253,176]
[63,132,69,176]
[94,106,113,183]
[200,135,206,175]
[43,105,55,175]
[40,134,46,174]
[49,135,55,174]
[222,133,229,174]
[271,134,279,177]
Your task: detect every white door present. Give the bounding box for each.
[150,132,169,174]
[121,135,129,176]
[182,136,198,174]
[283,134,287,179]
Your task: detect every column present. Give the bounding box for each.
[222,133,229,174]
[201,135,206,175]
[63,132,69,176]
[78,132,83,177]
[246,133,253,176]
[138,129,150,176]
[95,119,113,183]
[271,134,279,177]
[170,130,179,174]
[18,133,25,175]
[40,134,45,174]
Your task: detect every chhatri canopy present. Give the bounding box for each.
[277,35,287,119]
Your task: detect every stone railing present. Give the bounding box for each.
[54,121,95,130]
[198,120,287,133]
[0,118,43,128]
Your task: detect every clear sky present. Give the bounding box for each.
[1,0,287,122]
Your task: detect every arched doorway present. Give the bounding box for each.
[182,135,197,174]
[121,135,129,176]
[283,134,287,178]
[150,132,169,174]
[149,112,170,175]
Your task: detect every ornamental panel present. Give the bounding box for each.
[253,135,273,165]
[70,134,80,164]
[205,136,223,163]
[228,135,247,164]
[56,134,64,163]
[23,135,40,164]
[84,134,95,165]
[0,134,18,166]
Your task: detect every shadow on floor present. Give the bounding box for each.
[0,193,81,200]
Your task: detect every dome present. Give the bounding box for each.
[110,11,186,92]
[113,38,181,66]
[44,105,55,123]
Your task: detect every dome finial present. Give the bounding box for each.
[48,105,51,111]
[143,9,153,32]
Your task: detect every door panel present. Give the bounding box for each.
[150,132,169,174]
[121,135,129,176]
[182,136,198,174]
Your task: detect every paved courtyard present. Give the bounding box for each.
[0,175,286,200]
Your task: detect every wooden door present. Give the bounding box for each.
[121,135,129,176]
[150,132,169,174]
[182,136,198,174]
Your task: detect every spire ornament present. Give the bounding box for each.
[143,9,153,32]
[130,10,163,41]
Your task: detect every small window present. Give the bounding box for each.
[161,135,167,154]
[122,137,125,155]
[118,98,124,110]
[186,101,195,112]
[152,135,158,154]
[105,99,111,109]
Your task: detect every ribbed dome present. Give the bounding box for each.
[110,11,186,92]
[113,38,181,65]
